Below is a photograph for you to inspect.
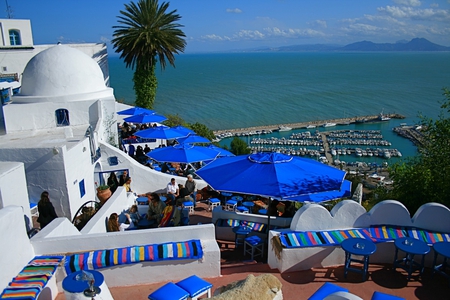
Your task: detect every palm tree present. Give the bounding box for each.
[112,0,186,109]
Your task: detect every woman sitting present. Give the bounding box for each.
[127,204,141,226]
[159,198,180,227]
[107,212,135,232]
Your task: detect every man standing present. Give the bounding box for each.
[185,174,197,206]
[166,178,179,203]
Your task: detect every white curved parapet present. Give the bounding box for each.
[269,199,450,273]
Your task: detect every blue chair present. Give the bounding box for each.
[225,199,237,211]
[175,275,212,300]
[236,206,249,213]
[244,235,264,260]
[148,282,189,300]
[183,201,194,214]
[308,282,348,300]
[208,198,221,211]
[371,291,405,300]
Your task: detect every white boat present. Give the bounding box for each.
[306,124,316,129]
[278,126,292,132]
[322,123,336,128]
[378,110,391,121]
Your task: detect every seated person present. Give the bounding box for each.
[159,198,181,227]
[166,178,179,203]
[73,206,96,231]
[127,204,141,225]
[107,212,134,232]
[176,184,191,206]
[147,193,166,225]
[123,177,133,193]
[160,162,171,174]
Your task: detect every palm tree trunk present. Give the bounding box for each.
[133,64,158,109]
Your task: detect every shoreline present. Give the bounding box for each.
[212,113,404,135]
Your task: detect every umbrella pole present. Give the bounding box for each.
[266,197,272,244]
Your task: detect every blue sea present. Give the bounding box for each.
[109,52,450,163]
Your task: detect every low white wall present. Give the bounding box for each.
[31,224,220,287]
[268,200,450,273]
[32,218,81,239]
[0,206,35,290]
[81,187,134,234]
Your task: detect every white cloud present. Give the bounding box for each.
[226,8,242,14]
[200,34,231,41]
[308,20,328,29]
[393,0,421,7]
[378,6,450,21]
[430,3,439,8]
[100,36,110,43]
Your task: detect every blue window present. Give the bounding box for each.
[55,109,70,126]
[9,29,21,46]
[79,179,86,198]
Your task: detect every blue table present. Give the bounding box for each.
[393,237,430,280]
[62,270,103,297]
[136,196,148,205]
[242,201,255,212]
[231,195,243,202]
[432,241,450,284]
[258,209,267,215]
[159,196,167,202]
[232,226,252,247]
[341,238,377,281]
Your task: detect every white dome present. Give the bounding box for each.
[20,44,107,97]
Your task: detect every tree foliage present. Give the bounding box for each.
[389,88,450,213]
[230,137,251,155]
[112,0,186,108]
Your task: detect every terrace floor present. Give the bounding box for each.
[56,200,450,299]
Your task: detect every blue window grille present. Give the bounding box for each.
[79,179,86,198]
[55,109,70,126]
[9,29,21,46]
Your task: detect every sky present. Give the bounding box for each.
[4,0,450,53]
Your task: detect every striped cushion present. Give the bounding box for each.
[9,275,49,289]
[18,265,57,277]
[27,256,63,266]
[280,229,372,248]
[240,221,266,232]
[0,287,40,299]
[369,225,407,241]
[64,239,203,274]
[216,219,240,228]
[406,228,450,244]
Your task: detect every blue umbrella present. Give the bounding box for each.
[207,145,235,157]
[196,152,347,199]
[124,113,167,123]
[172,125,195,136]
[117,107,156,115]
[147,143,219,163]
[135,126,188,140]
[286,179,352,203]
[177,134,211,144]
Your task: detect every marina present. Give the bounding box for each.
[213,113,404,140]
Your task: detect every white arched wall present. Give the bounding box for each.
[269,200,450,273]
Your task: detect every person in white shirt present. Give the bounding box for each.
[166,178,179,203]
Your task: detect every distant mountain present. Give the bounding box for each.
[252,38,450,52]
[340,38,450,51]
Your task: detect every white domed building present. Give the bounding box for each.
[0,44,117,219]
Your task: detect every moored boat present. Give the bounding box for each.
[278,126,292,132]
[323,122,336,127]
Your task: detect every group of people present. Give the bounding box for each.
[107,170,133,194]
[106,175,198,231]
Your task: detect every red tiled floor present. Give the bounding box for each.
[55,201,450,299]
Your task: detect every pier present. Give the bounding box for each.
[213,113,404,136]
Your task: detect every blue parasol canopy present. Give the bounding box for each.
[124,113,167,124]
[117,107,156,115]
[146,143,219,163]
[285,179,351,203]
[172,125,195,136]
[207,145,235,157]
[195,152,347,200]
[135,126,188,140]
[177,134,211,144]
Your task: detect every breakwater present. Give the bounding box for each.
[213,113,405,136]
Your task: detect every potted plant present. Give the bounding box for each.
[96,184,112,205]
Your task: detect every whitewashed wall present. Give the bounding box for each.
[0,161,31,227]
[268,200,450,273]
[0,206,35,290]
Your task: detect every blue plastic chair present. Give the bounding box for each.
[308,282,348,300]
[371,291,405,300]
[148,282,189,300]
